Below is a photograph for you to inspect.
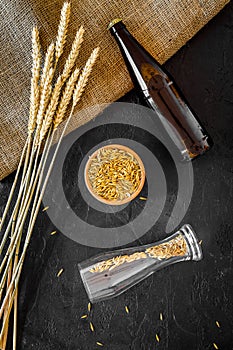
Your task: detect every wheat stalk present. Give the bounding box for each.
[55,2,71,63]
[0,143,27,233]
[0,161,39,289]
[1,256,12,349]
[0,129,51,279]
[12,231,21,350]
[0,45,99,320]
[0,142,38,260]
[0,2,99,347]
[0,42,55,277]
[0,139,50,317]
[0,27,41,233]
[1,216,18,349]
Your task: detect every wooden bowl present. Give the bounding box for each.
[84,144,146,205]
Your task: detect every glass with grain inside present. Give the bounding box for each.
[78,224,203,303]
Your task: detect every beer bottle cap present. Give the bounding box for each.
[107,18,123,30]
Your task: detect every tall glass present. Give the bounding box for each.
[78,224,202,303]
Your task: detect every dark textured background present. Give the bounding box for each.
[1,2,233,349]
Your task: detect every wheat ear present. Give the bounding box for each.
[39,25,85,138]
[39,76,63,142]
[34,67,54,142]
[39,25,85,139]
[28,27,41,134]
[53,68,80,130]
[39,26,84,142]
[40,42,54,92]
[73,47,99,107]
[62,26,85,79]
[55,2,71,63]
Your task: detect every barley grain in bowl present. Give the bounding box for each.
[84,144,146,205]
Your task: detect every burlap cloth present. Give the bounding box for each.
[0,0,229,180]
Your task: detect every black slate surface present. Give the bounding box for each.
[1,3,233,349]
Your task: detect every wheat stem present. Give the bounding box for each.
[0,3,99,345]
[0,176,26,256]
[28,128,53,231]
[0,152,41,318]
[0,45,98,316]
[1,260,12,349]
[0,103,74,320]
[0,212,17,348]
[0,25,41,241]
[0,143,41,282]
[0,141,42,284]
[8,48,99,295]
[0,142,51,320]
[1,29,41,336]
[0,135,33,255]
[0,140,28,232]
[0,48,98,288]
[0,41,55,279]
[0,282,16,344]
[0,145,39,272]
[12,230,21,350]
[0,122,52,289]
[11,187,27,350]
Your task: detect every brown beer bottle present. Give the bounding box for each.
[108,19,213,160]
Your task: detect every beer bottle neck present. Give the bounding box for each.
[109,20,165,95]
